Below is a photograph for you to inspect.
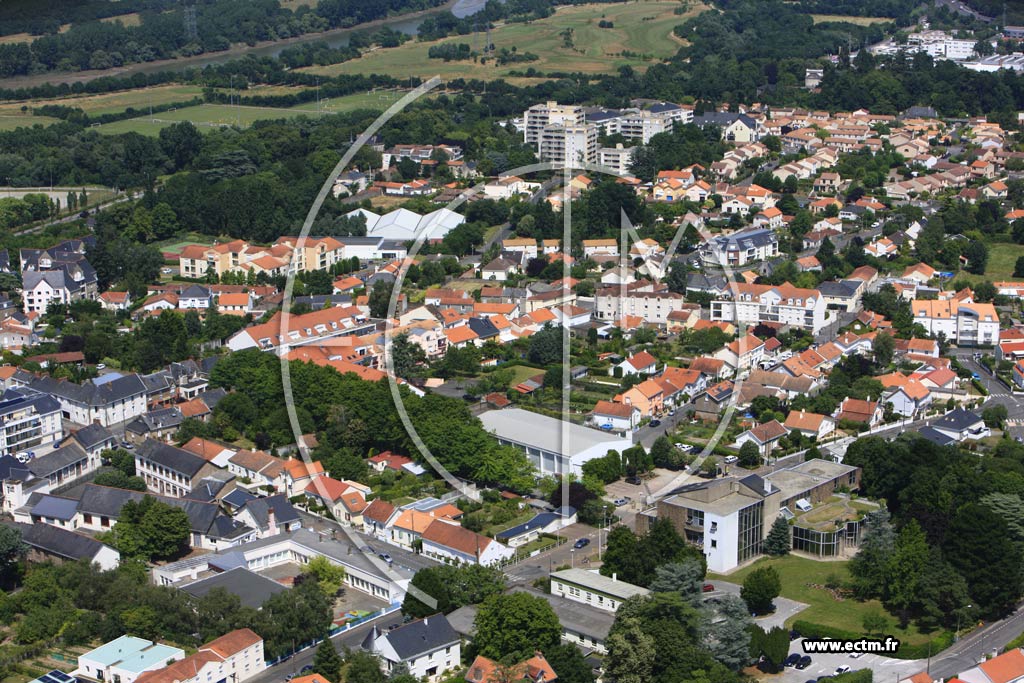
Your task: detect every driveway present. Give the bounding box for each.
[708,580,808,631]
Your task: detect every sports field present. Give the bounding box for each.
[810,14,893,25]
[301,0,703,81]
[92,90,411,136]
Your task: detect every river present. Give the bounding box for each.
[0,0,491,90]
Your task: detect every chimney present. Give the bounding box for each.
[612,573,617,582]
[267,507,277,535]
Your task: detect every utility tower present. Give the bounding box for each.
[183,2,198,41]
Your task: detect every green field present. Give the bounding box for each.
[982,242,1024,281]
[301,0,703,81]
[810,14,893,25]
[708,555,934,645]
[0,85,206,119]
[0,114,61,131]
[92,91,410,136]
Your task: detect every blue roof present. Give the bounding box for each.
[80,635,183,673]
[30,495,78,520]
[92,372,125,386]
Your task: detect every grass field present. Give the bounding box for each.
[93,90,411,136]
[0,85,205,119]
[504,364,545,387]
[100,12,142,27]
[949,241,1024,284]
[810,14,893,25]
[708,555,933,645]
[301,0,704,81]
[0,114,61,131]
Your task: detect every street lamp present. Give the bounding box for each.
[956,604,973,642]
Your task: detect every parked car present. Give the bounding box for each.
[796,656,812,670]
[834,665,851,674]
[702,583,715,593]
[300,665,313,674]
[378,552,392,563]
[649,419,661,427]
[675,443,693,453]
[96,363,106,370]
[789,629,801,641]
[723,455,738,464]
[849,652,865,659]
[573,538,590,549]
[667,409,676,416]
[14,452,28,463]
[625,475,642,485]
[972,372,981,380]
[613,498,628,507]
[462,393,478,402]
[784,653,802,668]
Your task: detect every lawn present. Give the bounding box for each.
[951,241,1024,284]
[301,0,705,81]
[0,85,205,118]
[810,14,894,25]
[504,364,545,387]
[708,555,934,645]
[289,89,419,114]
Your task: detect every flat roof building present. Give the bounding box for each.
[479,408,631,477]
[75,635,185,683]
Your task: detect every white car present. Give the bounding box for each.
[849,652,865,659]
[835,665,852,674]
[723,455,738,464]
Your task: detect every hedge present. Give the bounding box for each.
[972,378,990,396]
[792,620,953,660]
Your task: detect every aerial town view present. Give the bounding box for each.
[0,0,1023,682]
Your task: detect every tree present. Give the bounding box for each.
[312,640,343,683]
[649,558,706,601]
[543,643,596,683]
[738,441,760,468]
[740,566,781,614]
[944,503,1023,618]
[528,324,563,365]
[389,333,426,379]
[849,509,895,598]
[862,610,890,637]
[473,592,562,661]
[760,626,790,672]
[1014,256,1024,278]
[342,651,386,683]
[105,496,190,561]
[886,520,930,626]
[302,555,347,597]
[872,331,895,367]
[368,280,394,318]
[604,617,656,683]
[763,516,790,556]
[703,594,753,669]
[0,525,25,586]
[260,580,333,660]
[982,404,1008,429]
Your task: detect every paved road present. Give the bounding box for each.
[929,603,1024,679]
[14,191,140,236]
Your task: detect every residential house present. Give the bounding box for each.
[234,493,302,538]
[132,630,265,683]
[735,420,788,458]
[613,351,658,376]
[9,520,120,570]
[134,439,231,499]
[420,518,514,566]
[361,616,460,683]
[282,458,326,496]
[783,410,835,440]
[590,400,640,431]
[834,398,883,427]
[304,477,370,526]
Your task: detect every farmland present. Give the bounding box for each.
[301,0,703,81]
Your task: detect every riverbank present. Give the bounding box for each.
[0,0,460,91]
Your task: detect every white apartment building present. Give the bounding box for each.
[594,289,688,325]
[598,144,637,175]
[698,228,779,267]
[0,390,61,457]
[550,568,650,613]
[538,123,598,165]
[134,630,264,683]
[524,101,585,146]
[76,636,185,683]
[711,282,828,334]
[911,299,1000,346]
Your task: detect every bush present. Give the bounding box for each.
[972,378,989,396]
[792,620,953,660]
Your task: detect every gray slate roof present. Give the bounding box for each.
[180,566,286,609]
[135,439,205,477]
[68,423,115,450]
[7,521,112,562]
[240,493,301,529]
[28,442,88,479]
[363,615,458,660]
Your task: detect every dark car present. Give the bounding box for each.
[625,475,642,485]
[784,653,801,668]
[573,538,590,549]
[462,394,478,402]
[795,656,812,670]
[300,665,313,674]
[649,419,661,427]
[790,629,801,641]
